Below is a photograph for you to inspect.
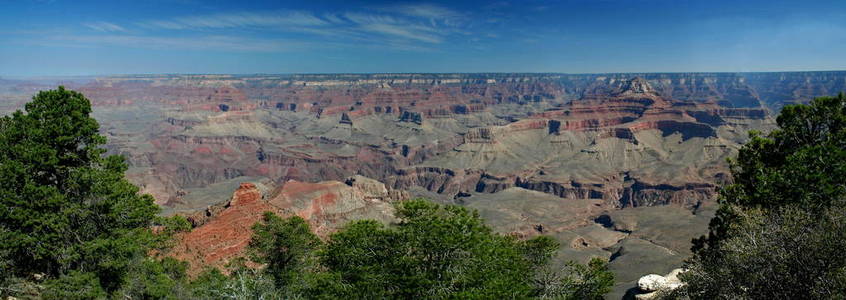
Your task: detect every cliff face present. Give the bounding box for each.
[168,183,280,273]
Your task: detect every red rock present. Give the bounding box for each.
[168,177,406,274]
[169,182,280,275]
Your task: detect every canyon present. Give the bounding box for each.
[2,71,844,298]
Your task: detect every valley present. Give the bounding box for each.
[3,71,844,297]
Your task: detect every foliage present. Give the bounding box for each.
[319,199,540,298]
[696,93,846,250]
[557,258,615,300]
[114,257,191,299]
[248,212,343,298]
[0,87,179,298]
[682,93,846,299]
[674,207,846,299]
[533,257,614,300]
[519,235,560,270]
[42,271,107,300]
[238,199,612,299]
[152,214,193,251]
[192,199,615,299]
[194,267,282,300]
[229,199,614,299]
[249,212,322,286]
[188,268,229,298]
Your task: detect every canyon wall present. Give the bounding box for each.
[4,72,843,210]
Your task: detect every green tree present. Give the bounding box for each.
[249,213,322,284]
[695,93,846,250]
[114,257,191,299]
[557,258,615,300]
[680,93,846,299]
[238,200,613,299]
[0,87,163,295]
[248,212,343,298]
[317,199,607,299]
[528,238,614,300]
[675,207,846,299]
[42,271,107,300]
[188,268,230,299]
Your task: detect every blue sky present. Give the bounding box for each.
[1,0,845,76]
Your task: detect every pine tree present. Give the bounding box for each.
[0,87,159,292]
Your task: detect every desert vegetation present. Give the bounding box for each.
[187,200,614,299]
[664,93,846,299]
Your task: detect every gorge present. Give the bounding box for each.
[2,71,844,297]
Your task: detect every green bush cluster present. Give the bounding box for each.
[674,93,846,299]
[218,200,614,299]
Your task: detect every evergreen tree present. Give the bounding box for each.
[679,93,846,299]
[695,93,846,251]
[245,199,614,299]
[0,87,161,294]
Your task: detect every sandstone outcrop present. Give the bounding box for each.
[168,183,280,274]
[265,178,403,235]
[168,176,407,273]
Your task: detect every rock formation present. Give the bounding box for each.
[47,72,829,209]
[635,269,685,299]
[168,183,280,274]
[168,176,407,273]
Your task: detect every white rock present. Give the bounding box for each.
[666,268,684,281]
[638,274,668,292]
[636,268,687,298]
[664,268,684,289]
[634,292,658,300]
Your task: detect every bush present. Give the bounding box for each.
[244,199,614,299]
[681,93,846,299]
[42,271,107,300]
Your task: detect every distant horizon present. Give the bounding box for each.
[2,0,845,76]
[4,69,846,80]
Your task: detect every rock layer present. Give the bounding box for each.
[8,72,840,210]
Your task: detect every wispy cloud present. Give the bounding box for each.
[343,12,446,43]
[84,21,126,32]
[381,3,461,19]
[43,34,307,52]
[362,23,442,43]
[140,11,329,30]
[136,8,458,45]
[66,3,487,52]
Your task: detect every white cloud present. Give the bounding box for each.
[381,3,461,20]
[68,4,489,52]
[140,11,329,30]
[136,7,466,45]
[343,11,451,44]
[45,34,306,52]
[343,12,401,27]
[360,23,442,43]
[321,13,346,25]
[84,22,126,32]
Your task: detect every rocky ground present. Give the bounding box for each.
[2,72,844,298]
